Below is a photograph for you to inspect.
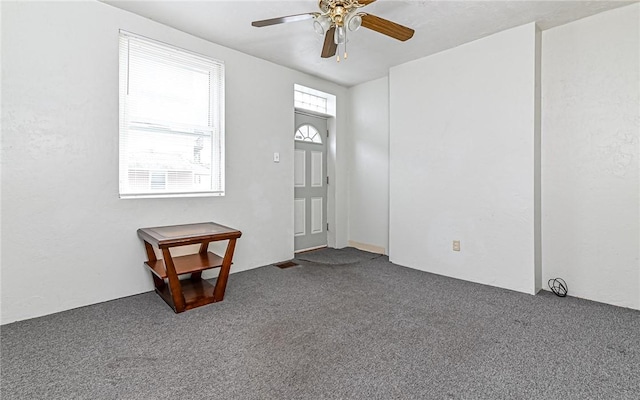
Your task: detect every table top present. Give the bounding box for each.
[138,222,242,248]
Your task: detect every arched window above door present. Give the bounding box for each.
[295,124,323,144]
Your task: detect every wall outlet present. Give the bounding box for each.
[453,240,461,251]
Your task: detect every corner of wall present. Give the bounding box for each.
[534,25,542,294]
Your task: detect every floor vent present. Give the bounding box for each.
[274,261,298,269]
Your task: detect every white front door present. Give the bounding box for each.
[294,112,328,252]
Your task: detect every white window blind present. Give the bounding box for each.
[119,31,225,198]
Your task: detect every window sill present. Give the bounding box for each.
[119,192,225,200]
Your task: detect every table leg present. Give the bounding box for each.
[198,241,210,254]
[213,238,237,302]
[161,248,186,313]
[191,242,210,281]
[144,241,165,290]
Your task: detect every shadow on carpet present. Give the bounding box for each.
[295,246,383,265]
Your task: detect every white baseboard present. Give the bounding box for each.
[295,245,328,254]
[347,240,386,255]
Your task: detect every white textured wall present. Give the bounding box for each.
[1,1,348,324]
[389,23,539,295]
[347,77,389,254]
[541,4,640,310]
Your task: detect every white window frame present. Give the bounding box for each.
[119,31,225,199]
[294,89,328,114]
[294,84,336,117]
[295,124,323,144]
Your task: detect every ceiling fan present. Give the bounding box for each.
[251,0,415,62]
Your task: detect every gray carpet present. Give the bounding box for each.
[2,248,639,399]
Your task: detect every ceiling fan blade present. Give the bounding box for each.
[251,13,316,27]
[358,0,377,5]
[361,14,415,41]
[321,27,337,58]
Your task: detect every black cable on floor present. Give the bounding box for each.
[548,277,568,297]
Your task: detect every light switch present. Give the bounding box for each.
[273,152,280,163]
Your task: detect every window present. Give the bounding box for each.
[295,124,323,144]
[294,89,328,114]
[119,31,225,198]
[293,84,336,117]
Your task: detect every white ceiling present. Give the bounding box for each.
[103,0,635,87]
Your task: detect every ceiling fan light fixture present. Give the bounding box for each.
[313,15,332,35]
[346,13,362,31]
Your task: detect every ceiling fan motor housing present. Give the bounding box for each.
[319,0,363,24]
[316,0,363,36]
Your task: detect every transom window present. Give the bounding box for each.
[295,124,323,144]
[294,90,328,114]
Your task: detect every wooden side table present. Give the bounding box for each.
[137,222,242,313]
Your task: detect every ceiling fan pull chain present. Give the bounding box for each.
[344,29,348,60]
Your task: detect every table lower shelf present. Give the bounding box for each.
[155,278,219,311]
[145,251,224,279]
